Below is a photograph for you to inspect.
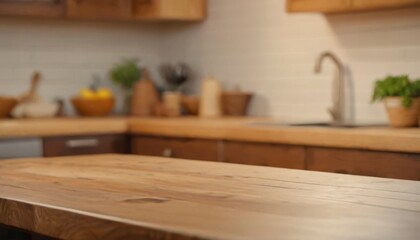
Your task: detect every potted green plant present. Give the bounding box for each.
[110,59,142,113]
[372,75,420,127]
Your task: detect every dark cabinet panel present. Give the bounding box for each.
[66,0,131,20]
[224,141,306,169]
[0,0,65,18]
[43,134,129,157]
[131,135,220,162]
[307,147,420,181]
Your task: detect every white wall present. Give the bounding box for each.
[0,18,162,114]
[160,0,420,123]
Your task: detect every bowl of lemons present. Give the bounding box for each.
[72,87,115,117]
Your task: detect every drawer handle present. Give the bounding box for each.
[162,148,173,158]
[66,139,99,148]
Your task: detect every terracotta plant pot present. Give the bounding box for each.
[384,97,420,128]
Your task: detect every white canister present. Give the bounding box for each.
[199,77,222,118]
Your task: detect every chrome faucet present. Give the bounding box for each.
[315,51,346,126]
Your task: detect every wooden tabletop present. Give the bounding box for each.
[0,154,419,240]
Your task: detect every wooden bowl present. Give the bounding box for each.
[71,97,115,117]
[0,96,18,118]
[181,95,199,115]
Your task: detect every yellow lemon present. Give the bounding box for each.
[96,88,113,99]
[80,88,96,99]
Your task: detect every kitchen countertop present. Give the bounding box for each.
[1,117,420,153]
[0,154,419,240]
[0,117,128,138]
[129,118,420,153]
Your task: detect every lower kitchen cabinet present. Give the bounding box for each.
[131,135,220,161]
[43,134,129,157]
[306,147,420,181]
[224,141,306,169]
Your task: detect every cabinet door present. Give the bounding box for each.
[66,0,131,20]
[224,141,306,169]
[0,0,65,18]
[132,0,206,21]
[43,134,129,157]
[307,147,420,180]
[131,135,220,161]
[287,0,420,13]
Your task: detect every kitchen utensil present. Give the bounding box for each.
[0,96,18,118]
[222,88,253,116]
[130,69,160,116]
[163,91,181,117]
[160,63,191,91]
[199,77,222,118]
[72,97,115,117]
[20,71,41,103]
[182,95,199,115]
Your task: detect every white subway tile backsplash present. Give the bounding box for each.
[160,0,420,122]
[0,18,162,114]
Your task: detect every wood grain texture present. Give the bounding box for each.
[287,0,420,13]
[0,154,420,240]
[307,147,420,180]
[131,135,220,161]
[224,141,305,169]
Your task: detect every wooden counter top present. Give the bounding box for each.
[0,117,128,138]
[0,154,419,240]
[1,117,420,153]
[128,118,420,153]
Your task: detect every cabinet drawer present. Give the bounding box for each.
[307,147,420,180]
[224,141,306,169]
[132,135,220,161]
[43,134,128,157]
[66,0,131,20]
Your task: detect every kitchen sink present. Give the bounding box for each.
[249,122,386,128]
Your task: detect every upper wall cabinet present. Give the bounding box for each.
[66,0,131,20]
[0,0,65,18]
[132,0,206,21]
[287,0,420,13]
[0,0,206,22]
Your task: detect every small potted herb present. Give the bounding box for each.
[372,75,420,127]
[110,59,142,113]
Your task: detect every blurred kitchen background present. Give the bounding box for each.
[1,0,420,122]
